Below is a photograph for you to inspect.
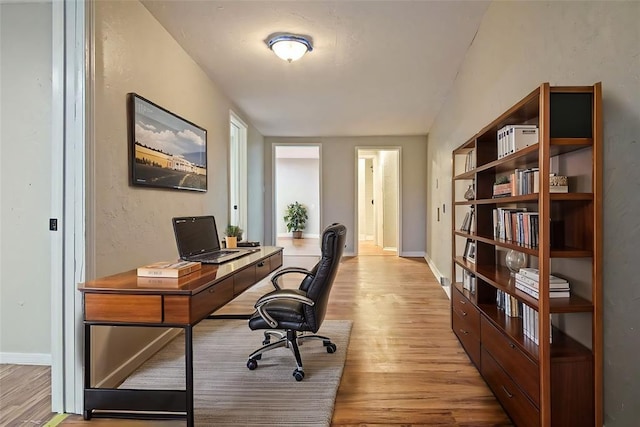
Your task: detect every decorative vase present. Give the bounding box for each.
[464,184,475,200]
[505,249,527,276]
[225,236,238,248]
[292,231,303,239]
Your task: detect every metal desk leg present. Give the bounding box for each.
[83,323,92,420]
[185,325,194,427]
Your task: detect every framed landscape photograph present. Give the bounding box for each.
[128,93,207,192]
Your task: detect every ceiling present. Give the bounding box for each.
[141,1,490,138]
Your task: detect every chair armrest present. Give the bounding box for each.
[254,289,314,328]
[270,267,315,290]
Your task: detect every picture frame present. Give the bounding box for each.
[128,93,207,192]
[463,239,476,264]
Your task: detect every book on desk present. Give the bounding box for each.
[137,260,202,278]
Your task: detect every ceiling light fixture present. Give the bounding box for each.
[267,34,313,62]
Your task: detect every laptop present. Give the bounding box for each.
[172,216,256,264]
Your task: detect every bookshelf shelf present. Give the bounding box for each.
[450,83,602,426]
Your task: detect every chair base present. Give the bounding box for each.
[246,329,337,381]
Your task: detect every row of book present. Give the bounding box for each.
[493,208,539,247]
[497,125,538,159]
[492,169,540,198]
[460,208,475,233]
[462,270,476,293]
[522,304,552,345]
[496,289,521,318]
[464,149,475,172]
[515,268,571,299]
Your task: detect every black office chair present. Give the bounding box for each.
[246,223,347,381]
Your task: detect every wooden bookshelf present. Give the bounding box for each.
[451,83,602,426]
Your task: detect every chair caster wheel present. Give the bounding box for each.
[325,343,337,353]
[262,339,270,345]
[293,369,305,381]
[254,354,262,360]
[247,358,258,370]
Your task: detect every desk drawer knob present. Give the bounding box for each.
[257,262,265,267]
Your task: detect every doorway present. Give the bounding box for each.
[356,148,400,256]
[273,145,321,256]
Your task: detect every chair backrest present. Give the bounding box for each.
[300,223,346,332]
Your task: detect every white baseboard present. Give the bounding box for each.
[424,254,451,299]
[276,233,320,239]
[401,251,426,257]
[96,329,180,388]
[0,352,51,365]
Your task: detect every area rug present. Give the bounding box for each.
[120,319,353,426]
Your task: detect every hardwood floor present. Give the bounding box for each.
[3,250,511,426]
[0,364,54,426]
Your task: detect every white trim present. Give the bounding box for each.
[400,251,426,257]
[229,111,248,233]
[0,353,52,366]
[61,0,87,414]
[354,147,402,256]
[95,330,180,388]
[425,254,451,299]
[424,253,444,281]
[50,0,65,413]
[276,233,320,239]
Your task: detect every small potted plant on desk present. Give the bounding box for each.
[225,224,243,248]
[284,201,308,239]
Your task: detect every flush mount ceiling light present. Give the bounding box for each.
[267,34,313,62]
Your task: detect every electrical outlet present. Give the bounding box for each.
[49,218,58,231]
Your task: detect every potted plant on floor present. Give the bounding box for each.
[284,201,308,239]
[225,224,243,248]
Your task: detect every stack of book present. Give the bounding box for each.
[515,268,570,299]
[137,260,202,278]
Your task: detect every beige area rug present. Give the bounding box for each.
[120,319,353,426]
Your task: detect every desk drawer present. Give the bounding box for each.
[234,265,256,296]
[452,311,480,367]
[481,316,539,406]
[481,348,539,427]
[84,294,162,323]
[255,258,271,281]
[269,251,283,270]
[164,277,234,324]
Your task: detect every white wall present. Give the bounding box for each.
[265,136,427,256]
[381,150,398,249]
[0,2,52,363]
[425,2,640,425]
[90,0,263,383]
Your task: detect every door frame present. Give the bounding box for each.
[229,111,248,234]
[271,143,322,245]
[354,147,402,256]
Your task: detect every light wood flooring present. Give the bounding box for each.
[2,247,511,426]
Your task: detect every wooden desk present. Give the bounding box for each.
[78,247,283,426]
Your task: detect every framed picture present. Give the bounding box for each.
[128,93,207,192]
[464,239,476,264]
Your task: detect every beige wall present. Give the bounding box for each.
[265,136,427,256]
[0,2,52,361]
[425,1,640,424]
[91,0,262,384]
